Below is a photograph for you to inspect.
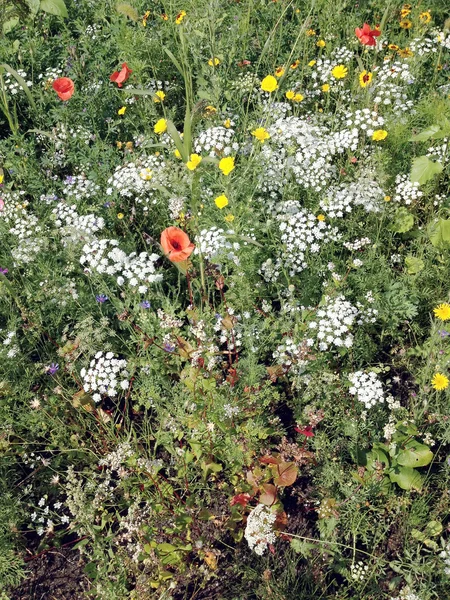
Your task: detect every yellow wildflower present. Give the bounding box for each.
[321,83,330,92]
[384,196,391,202]
[219,156,235,176]
[308,59,316,67]
[331,65,348,79]
[286,90,295,100]
[154,118,167,134]
[0,174,3,184]
[208,57,220,66]
[214,194,229,209]
[399,19,412,29]
[290,59,300,70]
[140,168,153,180]
[372,130,388,141]
[274,66,285,78]
[118,106,127,115]
[359,70,373,87]
[175,10,186,24]
[205,105,217,115]
[419,11,431,23]
[317,39,326,48]
[388,44,400,51]
[293,93,304,102]
[317,214,325,221]
[306,29,316,36]
[154,90,165,103]
[174,149,182,159]
[252,127,271,143]
[117,213,124,219]
[224,214,235,223]
[261,75,278,93]
[223,118,231,128]
[434,303,450,321]
[432,373,449,391]
[398,48,414,58]
[186,154,202,170]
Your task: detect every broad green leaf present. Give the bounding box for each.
[27,0,41,16]
[410,125,440,142]
[410,155,443,185]
[390,207,414,234]
[3,18,19,35]
[163,47,184,79]
[115,2,139,21]
[405,255,424,275]
[120,88,157,96]
[290,538,317,558]
[40,0,68,18]
[166,119,188,162]
[425,520,442,537]
[428,219,450,249]
[397,441,433,467]
[389,466,423,490]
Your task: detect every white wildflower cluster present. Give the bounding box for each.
[31,494,70,536]
[224,403,239,418]
[390,587,422,600]
[1,330,19,359]
[372,81,414,114]
[37,67,63,86]
[374,60,414,85]
[439,540,450,575]
[244,503,277,556]
[8,211,47,265]
[330,46,354,63]
[106,156,168,209]
[348,371,385,409]
[80,351,129,402]
[231,72,260,97]
[168,196,185,219]
[409,37,438,56]
[51,123,93,148]
[320,180,384,218]
[62,174,101,199]
[393,174,423,205]
[85,24,102,39]
[344,109,385,137]
[343,237,372,251]
[53,202,105,244]
[350,561,369,581]
[259,257,283,283]
[80,238,163,292]
[98,442,133,471]
[273,337,308,374]
[276,202,340,276]
[435,30,450,50]
[307,295,359,351]
[195,227,240,268]
[427,139,448,165]
[3,69,32,95]
[384,395,401,441]
[259,116,358,195]
[193,126,238,157]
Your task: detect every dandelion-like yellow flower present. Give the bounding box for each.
[186,154,202,170]
[308,60,316,67]
[317,39,326,48]
[219,156,235,176]
[321,83,330,92]
[140,168,153,180]
[306,29,316,36]
[154,118,167,134]
[432,373,449,391]
[214,194,229,209]
[388,44,400,51]
[317,214,325,221]
[223,118,231,128]
[331,65,348,79]
[174,149,182,159]
[118,106,127,115]
[154,90,165,102]
[399,19,412,29]
[419,11,431,23]
[208,57,220,66]
[293,93,304,102]
[274,66,285,78]
[125,142,133,150]
[251,127,271,143]
[398,48,414,58]
[261,75,278,93]
[0,174,3,184]
[204,105,217,115]
[359,70,373,87]
[286,90,295,100]
[434,303,450,321]
[117,213,124,219]
[372,130,388,141]
[290,59,300,70]
[175,10,186,24]
[224,214,235,223]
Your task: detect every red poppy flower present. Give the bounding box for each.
[160,227,195,263]
[355,23,381,46]
[110,63,132,88]
[52,77,75,101]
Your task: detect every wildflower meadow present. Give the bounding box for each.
[1,0,450,598]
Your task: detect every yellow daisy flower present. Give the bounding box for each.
[434,303,450,321]
[154,118,167,134]
[251,127,271,143]
[261,75,278,93]
[186,154,202,170]
[432,373,449,391]
[219,156,235,176]
[214,194,229,209]
[372,130,388,141]
[331,65,348,79]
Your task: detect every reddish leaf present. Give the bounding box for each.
[268,544,276,554]
[259,484,277,506]
[273,462,298,487]
[230,493,252,507]
[294,425,314,437]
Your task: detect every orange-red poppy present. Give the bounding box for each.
[160,227,195,263]
[52,77,74,101]
[110,63,132,88]
[355,23,381,46]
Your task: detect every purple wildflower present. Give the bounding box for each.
[96,294,108,303]
[46,363,59,376]
[163,342,176,353]
[140,300,151,309]
[0,268,8,275]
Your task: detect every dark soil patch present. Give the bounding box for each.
[10,547,89,600]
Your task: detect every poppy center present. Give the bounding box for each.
[363,74,370,82]
[171,240,181,250]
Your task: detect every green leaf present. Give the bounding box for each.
[3,18,19,35]
[166,119,188,162]
[40,0,68,18]
[0,63,36,111]
[405,255,424,275]
[389,466,423,490]
[428,219,450,249]
[410,125,440,142]
[390,207,414,234]
[27,0,41,16]
[115,2,139,21]
[397,441,433,468]
[424,520,442,537]
[410,156,443,185]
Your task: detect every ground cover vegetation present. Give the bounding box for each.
[0,0,450,598]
